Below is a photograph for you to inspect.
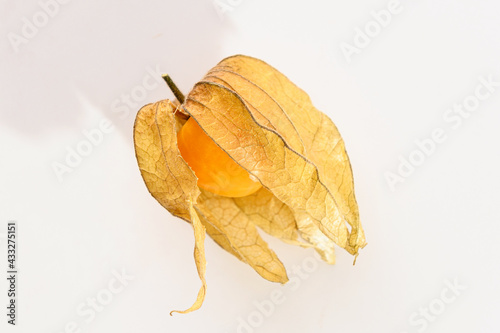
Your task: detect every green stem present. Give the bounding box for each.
[162,74,185,104]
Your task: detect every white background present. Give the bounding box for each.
[1,0,500,332]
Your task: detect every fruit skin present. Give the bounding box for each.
[177,117,262,198]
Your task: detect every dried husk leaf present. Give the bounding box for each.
[133,99,290,313]
[134,100,206,314]
[170,202,207,315]
[133,100,200,221]
[232,188,300,245]
[196,190,288,283]
[183,80,365,257]
[192,55,366,255]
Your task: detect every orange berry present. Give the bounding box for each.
[177,117,262,197]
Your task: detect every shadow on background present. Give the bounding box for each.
[0,0,231,139]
